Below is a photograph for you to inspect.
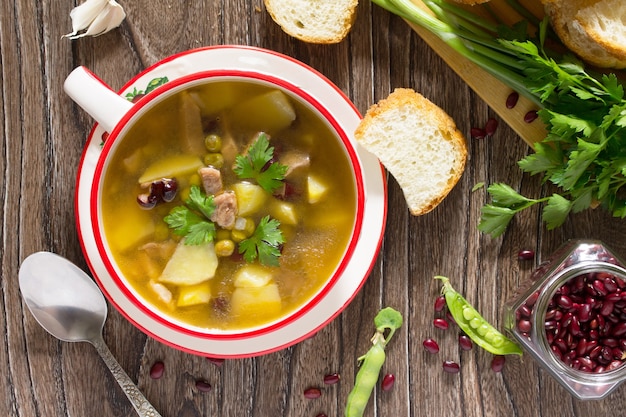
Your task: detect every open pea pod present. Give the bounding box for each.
[435,276,523,356]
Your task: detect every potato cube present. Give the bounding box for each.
[228,90,296,135]
[157,240,218,286]
[270,200,298,225]
[232,182,268,217]
[177,282,212,307]
[138,154,203,185]
[307,175,328,203]
[230,284,281,319]
[234,264,273,288]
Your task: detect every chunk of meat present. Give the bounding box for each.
[199,166,223,195]
[210,191,238,229]
[280,150,310,178]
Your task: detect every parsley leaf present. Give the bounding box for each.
[543,194,572,230]
[233,133,288,193]
[186,185,216,219]
[163,185,217,245]
[238,216,285,267]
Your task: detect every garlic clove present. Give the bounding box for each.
[64,0,126,39]
[82,1,126,37]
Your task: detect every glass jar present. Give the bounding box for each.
[504,239,626,400]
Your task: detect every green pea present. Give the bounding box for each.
[477,324,489,337]
[204,133,222,152]
[203,152,224,168]
[435,276,523,356]
[463,306,477,322]
[470,317,482,329]
[215,239,235,257]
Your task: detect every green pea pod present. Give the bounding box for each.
[435,276,523,356]
[345,341,386,417]
[345,307,403,417]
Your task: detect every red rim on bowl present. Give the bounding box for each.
[90,70,366,339]
[74,45,388,357]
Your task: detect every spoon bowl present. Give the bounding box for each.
[19,251,161,417]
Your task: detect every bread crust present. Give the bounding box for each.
[355,88,468,215]
[264,0,358,44]
[542,0,626,69]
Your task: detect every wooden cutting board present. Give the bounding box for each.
[408,0,547,147]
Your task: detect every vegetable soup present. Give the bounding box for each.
[100,80,358,330]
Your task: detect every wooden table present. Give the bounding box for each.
[4,1,626,416]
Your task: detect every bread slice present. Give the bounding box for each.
[355,88,467,215]
[264,0,358,44]
[542,0,626,68]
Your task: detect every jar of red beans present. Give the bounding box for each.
[505,240,626,400]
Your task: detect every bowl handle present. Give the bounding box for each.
[64,66,134,134]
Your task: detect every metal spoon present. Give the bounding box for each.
[19,251,162,417]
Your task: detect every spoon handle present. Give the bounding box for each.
[91,335,163,417]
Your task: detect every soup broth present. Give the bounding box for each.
[101,80,357,330]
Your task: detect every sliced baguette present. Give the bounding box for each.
[542,0,626,69]
[263,0,358,44]
[355,88,467,216]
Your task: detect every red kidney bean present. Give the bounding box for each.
[381,374,396,391]
[458,335,473,351]
[323,373,340,385]
[442,361,460,374]
[601,301,615,317]
[604,278,618,293]
[206,357,225,367]
[304,387,322,399]
[195,380,212,392]
[518,304,532,318]
[612,322,626,337]
[526,291,539,307]
[517,319,532,333]
[434,295,446,313]
[491,355,506,372]
[577,304,592,322]
[558,295,574,310]
[423,338,440,354]
[446,311,456,325]
[524,110,538,123]
[554,338,567,354]
[506,92,519,109]
[470,127,486,139]
[593,280,609,296]
[544,320,559,331]
[434,318,449,330]
[484,118,498,136]
[518,249,535,261]
[149,361,165,379]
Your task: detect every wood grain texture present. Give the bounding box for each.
[2,1,626,416]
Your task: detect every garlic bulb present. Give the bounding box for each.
[64,0,126,39]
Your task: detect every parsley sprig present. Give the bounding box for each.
[238,216,285,267]
[371,0,626,237]
[164,186,217,245]
[233,133,288,193]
